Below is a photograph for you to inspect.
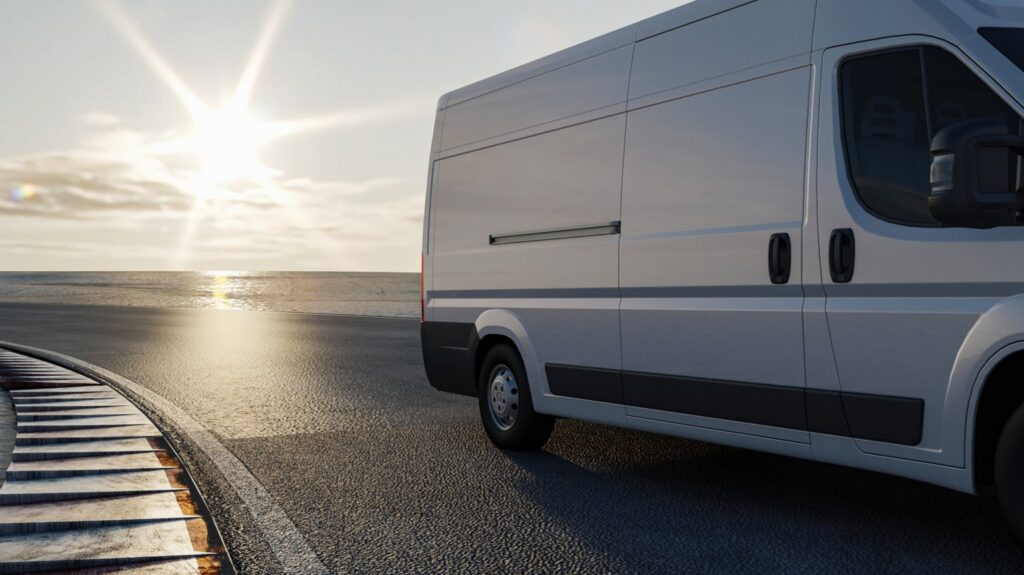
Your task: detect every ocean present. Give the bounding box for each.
[0,272,420,318]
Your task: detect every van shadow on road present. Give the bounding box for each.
[503,421,1022,574]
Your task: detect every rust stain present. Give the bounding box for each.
[176,490,201,516]
[197,556,225,575]
[155,450,179,469]
[164,468,189,489]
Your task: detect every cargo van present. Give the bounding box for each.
[420,0,1024,545]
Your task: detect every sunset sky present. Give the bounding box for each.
[0,0,685,272]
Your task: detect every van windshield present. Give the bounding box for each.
[981,28,1024,72]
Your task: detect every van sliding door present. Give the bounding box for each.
[618,67,812,442]
[615,0,815,443]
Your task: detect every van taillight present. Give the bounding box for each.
[420,254,425,322]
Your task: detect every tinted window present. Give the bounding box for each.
[842,49,932,224]
[925,48,1016,135]
[981,28,1024,72]
[840,46,1020,226]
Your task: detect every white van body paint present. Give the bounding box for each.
[421,0,1024,496]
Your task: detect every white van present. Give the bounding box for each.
[420,0,1024,545]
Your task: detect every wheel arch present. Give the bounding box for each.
[948,294,1024,482]
[969,346,1024,488]
[473,310,549,398]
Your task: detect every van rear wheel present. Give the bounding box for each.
[995,402,1024,549]
[478,344,554,450]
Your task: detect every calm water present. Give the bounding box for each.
[0,272,420,318]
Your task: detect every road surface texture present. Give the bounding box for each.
[0,301,1020,574]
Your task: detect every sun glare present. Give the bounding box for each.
[189,106,275,184]
[99,0,405,268]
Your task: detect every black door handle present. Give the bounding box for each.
[768,233,791,285]
[829,228,855,283]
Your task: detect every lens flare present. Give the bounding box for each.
[8,184,39,202]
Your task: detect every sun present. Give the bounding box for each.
[188,106,276,184]
[99,0,395,268]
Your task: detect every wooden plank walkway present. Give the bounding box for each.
[0,349,230,574]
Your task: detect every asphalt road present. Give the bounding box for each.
[0,301,1020,574]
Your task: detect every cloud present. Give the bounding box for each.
[0,120,423,270]
[0,239,95,254]
[0,124,409,221]
[0,149,192,219]
[79,111,123,129]
[279,175,406,198]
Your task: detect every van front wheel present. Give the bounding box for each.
[478,344,554,450]
[995,402,1024,549]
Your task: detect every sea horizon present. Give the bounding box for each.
[0,271,420,318]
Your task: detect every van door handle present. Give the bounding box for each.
[768,233,791,285]
[829,228,855,283]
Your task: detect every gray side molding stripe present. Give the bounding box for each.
[428,285,802,299]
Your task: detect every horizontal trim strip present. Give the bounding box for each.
[490,221,620,245]
[429,285,801,300]
[546,364,924,446]
[622,285,803,298]
[428,282,1024,300]
[824,282,1024,298]
[430,288,618,300]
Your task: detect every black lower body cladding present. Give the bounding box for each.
[421,321,479,397]
[421,322,925,447]
[549,365,925,447]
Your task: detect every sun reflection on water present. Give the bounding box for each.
[211,275,229,303]
[203,271,243,309]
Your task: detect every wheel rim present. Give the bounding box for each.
[487,364,520,431]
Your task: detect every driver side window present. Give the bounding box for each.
[840,46,1020,227]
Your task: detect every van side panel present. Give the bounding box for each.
[432,116,625,293]
[423,100,447,265]
[441,46,633,152]
[427,111,627,396]
[629,0,815,101]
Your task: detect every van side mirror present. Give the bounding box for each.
[929,117,1024,228]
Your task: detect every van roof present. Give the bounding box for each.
[441,0,752,109]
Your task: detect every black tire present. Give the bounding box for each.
[995,402,1024,549]
[478,344,554,450]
